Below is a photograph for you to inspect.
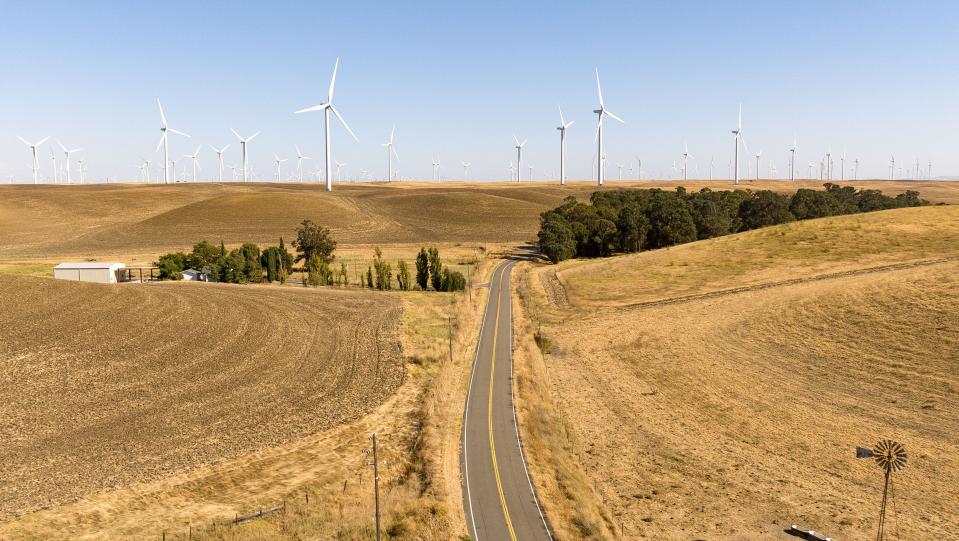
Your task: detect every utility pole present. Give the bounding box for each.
[448,314,454,364]
[370,433,381,541]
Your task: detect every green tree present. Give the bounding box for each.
[293,219,337,265]
[397,260,411,290]
[616,203,650,252]
[366,266,374,289]
[739,190,795,230]
[538,212,577,263]
[220,250,247,283]
[428,247,442,291]
[441,268,466,291]
[415,247,429,289]
[645,190,697,248]
[687,191,733,239]
[185,240,220,271]
[238,243,263,283]
[789,189,843,220]
[156,252,186,280]
[339,262,349,286]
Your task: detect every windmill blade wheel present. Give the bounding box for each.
[874,440,907,473]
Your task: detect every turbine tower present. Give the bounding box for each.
[294,145,311,182]
[334,160,346,182]
[462,161,471,180]
[593,68,625,186]
[556,105,574,185]
[854,158,860,180]
[184,146,202,182]
[754,150,763,181]
[840,151,846,181]
[294,57,358,191]
[731,104,748,184]
[57,139,82,184]
[682,141,693,181]
[513,136,528,182]
[231,129,261,182]
[273,153,287,182]
[50,147,59,184]
[789,136,797,181]
[17,136,49,184]
[209,144,231,182]
[155,99,190,185]
[381,125,399,182]
[432,156,440,181]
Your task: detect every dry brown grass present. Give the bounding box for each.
[520,206,959,539]
[2,180,956,265]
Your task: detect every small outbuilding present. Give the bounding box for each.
[53,262,127,284]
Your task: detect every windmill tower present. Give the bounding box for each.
[856,439,908,541]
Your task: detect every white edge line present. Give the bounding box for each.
[462,260,504,541]
[506,260,554,540]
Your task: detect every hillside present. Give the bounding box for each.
[522,206,959,539]
[0,277,402,520]
[1,181,955,263]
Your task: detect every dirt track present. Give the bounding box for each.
[0,277,403,519]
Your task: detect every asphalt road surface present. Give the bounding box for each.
[463,260,552,541]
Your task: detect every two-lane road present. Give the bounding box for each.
[463,260,552,541]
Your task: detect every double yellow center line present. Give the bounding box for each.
[487,262,517,541]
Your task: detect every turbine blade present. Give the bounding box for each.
[294,103,329,114]
[231,128,242,140]
[513,135,520,146]
[17,136,30,147]
[565,120,575,128]
[247,131,261,141]
[209,144,219,152]
[328,57,339,102]
[331,107,358,142]
[605,110,625,123]
[558,104,566,125]
[295,144,302,156]
[392,146,400,162]
[168,128,190,138]
[222,144,231,153]
[37,136,50,146]
[157,98,167,126]
[156,133,167,153]
[390,124,395,144]
[58,139,67,152]
[595,67,604,108]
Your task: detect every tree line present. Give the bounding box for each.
[538,184,928,263]
[155,219,467,292]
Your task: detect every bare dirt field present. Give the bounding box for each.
[1,180,955,264]
[522,206,959,540]
[0,277,402,522]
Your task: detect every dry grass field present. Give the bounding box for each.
[521,206,959,540]
[0,277,402,522]
[1,180,955,265]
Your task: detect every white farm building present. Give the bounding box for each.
[53,262,126,284]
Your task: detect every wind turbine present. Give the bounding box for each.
[840,151,847,181]
[556,105,574,185]
[709,156,715,181]
[617,163,624,180]
[825,146,833,180]
[17,136,49,184]
[808,162,814,179]
[209,144,231,182]
[513,136,528,182]
[231,129,260,182]
[928,159,933,180]
[889,156,895,180]
[754,151,763,181]
[229,164,238,182]
[50,147,59,184]
[731,104,748,184]
[334,160,346,182]
[77,159,86,183]
[682,141,694,181]
[381,125,399,182]
[854,158,860,181]
[272,153,288,182]
[636,157,643,180]
[593,68,625,186]
[294,57,358,191]
[789,136,797,181]
[290,145,311,183]
[431,156,440,181]
[141,157,152,183]
[529,164,535,180]
[508,161,515,182]
[462,161,471,180]
[155,99,190,184]
[57,139,82,184]
[184,146,202,182]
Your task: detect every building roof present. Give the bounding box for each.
[54,262,126,270]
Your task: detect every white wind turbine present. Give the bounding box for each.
[229,164,238,182]
[593,67,625,186]
[184,146,202,182]
[431,156,440,181]
[209,144,230,182]
[334,159,346,182]
[294,57,359,191]
[840,151,846,181]
[709,156,715,181]
[17,136,49,184]
[273,153,287,182]
[57,139,82,184]
[636,157,643,179]
[789,136,797,181]
[294,145,311,182]
[462,161,471,180]
[140,157,153,183]
[556,105,574,185]
[889,156,895,180]
[529,164,535,180]
[155,99,190,184]
[381,125,399,182]
[754,150,763,181]
[731,104,748,184]
[231,129,260,182]
[50,147,59,183]
[513,136,528,182]
[617,162,624,180]
[77,159,86,183]
[508,161,515,182]
[854,158,860,180]
[682,141,694,181]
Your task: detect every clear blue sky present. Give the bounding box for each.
[1,0,957,183]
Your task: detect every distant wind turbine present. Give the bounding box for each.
[731,104,748,184]
[57,139,82,184]
[273,153,288,182]
[789,136,797,181]
[184,146,202,182]
[334,159,346,182]
[462,161,471,180]
[294,57,359,191]
[513,136,528,182]
[155,99,190,185]
[432,156,441,181]
[556,105,574,185]
[381,125,399,182]
[593,67,624,186]
[209,144,231,182]
[17,136,49,184]
[682,141,693,181]
[50,147,59,183]
[294,145,311,182]
[231,129,260,182]
[754,151,763,181]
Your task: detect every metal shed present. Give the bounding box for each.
[53,262,126,284]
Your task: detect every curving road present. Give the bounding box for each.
[463,260,552,541]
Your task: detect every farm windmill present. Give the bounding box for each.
[856,439,907,541]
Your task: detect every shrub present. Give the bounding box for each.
[397,260,412,291]
[441,268,466,292]
[156,252,186,280]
